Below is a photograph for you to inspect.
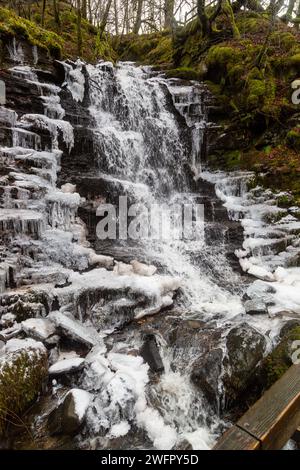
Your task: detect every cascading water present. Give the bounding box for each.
[1,57,300,451]
[86,63,244,318]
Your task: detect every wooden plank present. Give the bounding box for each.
[213,425,261,450]
[237,364,300,450]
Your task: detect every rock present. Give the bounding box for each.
[61,183,76,193]
[244,280,276,306]
[256,325,300,391]
[45,334,61,348]
[224,322,266,403]
[280,319,300,339]
[173,439,193,450]
[113,261,134,275]
[140,334,164,373]
[191,348,223,410]
[130,260,157,276]
[48,388,91,435]
[244,300,268,316]
[22,318,56,342]
[49,357,85,376]
[184,320,206,330]
[0,313,16,328]
[89,252,114,268]
[49,311,100,348]
[0,338,48,434]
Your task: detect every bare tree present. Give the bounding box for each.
[133,0,144,33]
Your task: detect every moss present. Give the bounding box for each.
[165,67,203,81]
[286,126,300,151]
[287,53,300,66]
[206,45,242,68]
[223,150,242,168]
[235,12,269,34]
[0,7,62,57]
[247,78,266,108]
[261,326,300,388]
[147,36,173,64]
[0,348,48,435]
[223,0,240,39]
[270,32,297,52]
[95,33,117,62]
[276,193,294,208]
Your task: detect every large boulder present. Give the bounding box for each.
[140,334,164,373]
[0,338,48,435]
[191,348,223,411]
[223,322,266,404]
[48,388,91,435]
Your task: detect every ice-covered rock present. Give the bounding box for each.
[49,357,85,376]
[22,318,56,341]
[130,260,157,276]
[113,261,134,275]
[48,388,91,435]
[49,311,101,348]
[244,300,268,316]
[61,183,76,194]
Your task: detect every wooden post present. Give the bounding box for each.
[214,364,300,450]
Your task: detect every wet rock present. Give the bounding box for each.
[22,318,56,342]
[0,313,16,328]
[49,357,85,376]
[48,388,91,435]
[243,280,276,306]
[0,338,48,434]
[256,325,300,391]
[49,311,101,349]
[45,334,61,348]
[140,334,164,373]
[280,319,300,338]
[173,439,193,450]
[130,260,157,276]
[183,320,206,329]
[244,300,268,316]
[224,322,266,403]
[191,348,223,410]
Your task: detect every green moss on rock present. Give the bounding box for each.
[287,126,300,150]
[0,7,62,58]
[261,326,300,388]
[0,341,48,435]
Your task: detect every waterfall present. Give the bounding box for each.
[86,62,243,319]
[1,60,300,451]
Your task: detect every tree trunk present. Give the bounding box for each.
[286,0,296,19]
[53,0,61,28]
[164,0,175,29]
[255,0,276,68]
[99,0,113,38]
[133,0,143,34]
[77,0,83,56]
[81,0,87,19]
[197,0,211,36]
[41,0,47,27]
[113,0,119,35]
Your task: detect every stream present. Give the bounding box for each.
[0,56,300,450]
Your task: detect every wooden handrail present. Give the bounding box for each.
[213,364,300,450]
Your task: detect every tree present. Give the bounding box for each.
[197,0,222,37]
[164,0,175,29]
[77,0,83,56]
[133,0,143,33]
[99,0,113,38]
[41,0,47,27]
[53,0,61,28]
